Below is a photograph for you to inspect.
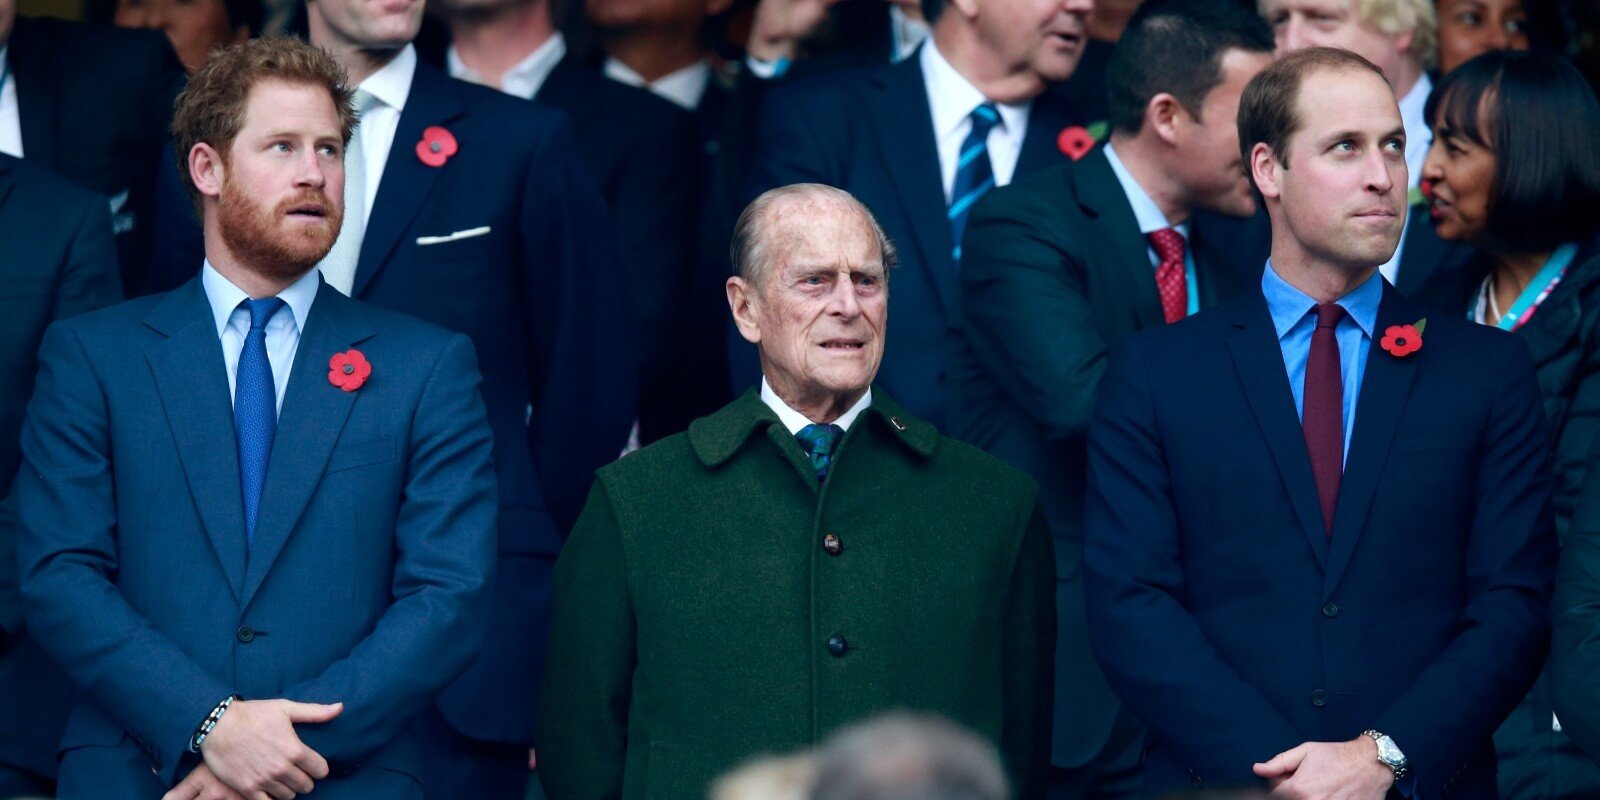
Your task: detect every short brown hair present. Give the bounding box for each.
[170,35,357,211]
[1236,47,1385,192]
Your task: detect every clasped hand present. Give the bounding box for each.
[162,699,343,800]
[1252,737,1395,800]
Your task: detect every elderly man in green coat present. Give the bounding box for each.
[537,184,1056,798]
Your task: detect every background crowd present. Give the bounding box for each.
[4,0,1600,797]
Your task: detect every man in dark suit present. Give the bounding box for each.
[0,155,122,799]
[1083,47,1555,798]
[743,0,1093,431]
[0,1,185,296]
[301,0,639,794]
[14,37,497,798]
[951,3,1272,796]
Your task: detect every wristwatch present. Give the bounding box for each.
[1362,729,1408,781]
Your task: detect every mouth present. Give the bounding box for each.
[285,203,329,219]
[1049,31,1083,49]
[818,339,867,351]
[1429,196,1454,220]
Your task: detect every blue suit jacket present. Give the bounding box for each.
[1083,283,1557,798]
[13,278,497,794]
[742,52,1081,431]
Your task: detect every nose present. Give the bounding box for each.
[1420,138,1446,183]
[295,149,330,190]
[1363,147,1398,196]
[1279,17,1309,53]
[1063,0,1092,14]
[1485,24,1510,51]
[826,275,863,319]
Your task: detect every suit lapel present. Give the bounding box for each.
[9,19,60,169]
[1323,284,1420,595]
[144,280,248,601]
[352,60,468,298]
[862,56,957,318]
[1075,149,1165,328]
[1224,294,1331,567]
[0,158,15,209]
[241,284,376,607]
[1015,91,1075,177]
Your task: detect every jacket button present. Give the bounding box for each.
[1322,602,1340,618]
[827,635,848,657]
[236,626,255,643]
[823,533,843,556]
[1311,689,1328,707]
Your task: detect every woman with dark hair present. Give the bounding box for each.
[1433,0,1562,75]
[1416,49,1600,799]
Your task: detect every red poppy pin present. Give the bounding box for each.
[328,349,372,392]
[1380,318,1425,358]
[1057,126,1095,161]
[416,126,458,168]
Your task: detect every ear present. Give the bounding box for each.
[946,0,979,22]
[1250,141,1284,201]
[1392,26,1415,61]
[706,0,735,16]
[727,276,764,345]
[189,142,226,201]
[1146,91,1183,146]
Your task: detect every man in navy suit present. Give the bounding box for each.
[0,154,122,798]
[744,0,1093,430]
[14,37,496,799]
[1083,47,1555,798]
[299,0,638,793]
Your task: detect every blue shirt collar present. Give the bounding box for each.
[1261,262,1383,340]
[201,261,321,340]
[1103,142,1188,238]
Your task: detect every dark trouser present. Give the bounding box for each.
[0,763,52,800]
[417,706,531,800]
[1048,705,1144,800]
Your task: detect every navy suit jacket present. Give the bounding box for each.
[1083,283,1557,798]
[0,154,122,783]
[14,278,497,794]
[743,51,1081,430]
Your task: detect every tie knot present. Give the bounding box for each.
[969,103,1001,136]
[1314,302,1346,330]
[1147,227,1186,260]
[796,423,844,458]
[241,297,286,331]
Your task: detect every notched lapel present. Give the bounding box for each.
[1224,296,1330,567]
[1074,151,1165,328]
[144,282,248,602]
[241,287,377,607]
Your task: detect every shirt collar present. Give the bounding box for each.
[1103,142,1187,238]
[888,6,930,63]
[603,56,711,110]
[760,377,873,435]
[446,33,566,100]
[1261,261,1383,340]
[920,41,1028,140]
[201,261,321,340]
[1398,72,1432,188]
[359,44,417,114]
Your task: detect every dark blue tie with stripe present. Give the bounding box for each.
[235,297,285,550]
[948,102,1000,264]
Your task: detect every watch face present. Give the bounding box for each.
[1377,737,1406,765]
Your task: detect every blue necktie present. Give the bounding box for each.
[234,297,286,550]
[948,102,1000,264]
[795,423,845,484]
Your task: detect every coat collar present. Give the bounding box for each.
[689,387,938,468]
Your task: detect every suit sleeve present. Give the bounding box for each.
[1001,498,1055,798]
[1552,423,1600,764]
[1551,319,1600,543]
[520,112,640,533]
[1083,335,1304,783]
[536,478,636,800]
[288,334,497,764]
[1375,338,1556,795]
[15,322,232,783]
[957,185,1108,442]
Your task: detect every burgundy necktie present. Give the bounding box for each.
[1149,228,1187,324]
[1303,303,1346,536]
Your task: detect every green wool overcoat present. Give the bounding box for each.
[537,389,1056,799]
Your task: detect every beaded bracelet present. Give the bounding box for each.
[189,694,239,753]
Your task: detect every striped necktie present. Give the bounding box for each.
[795,423,845,484]
[948,102,1000,265]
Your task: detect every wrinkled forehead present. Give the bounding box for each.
[766,197,887,275]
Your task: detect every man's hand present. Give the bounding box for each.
[162,763,248,800]
[746,0,845,62]
[199,699,343,799]
[1253,737,1394,800]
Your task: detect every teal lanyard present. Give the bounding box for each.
[1482,243,1581,332]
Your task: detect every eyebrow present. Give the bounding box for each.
[1317,125,1406,146]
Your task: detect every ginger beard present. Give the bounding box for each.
[217,165,343,282]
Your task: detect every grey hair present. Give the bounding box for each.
[808,713,1008,800]
[730,183,899,286]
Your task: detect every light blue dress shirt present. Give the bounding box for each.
[1263,263,1383,462]
[202,262,321,416]
[1103,143,1200,315]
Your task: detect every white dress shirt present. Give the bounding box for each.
[604,56,711,111]
[889,6,931,63]
[761,377,872,435]
[447,33,567,100]
[1103,143,1199,315]
[203,262,321,415]
[921,42,1029,203]
[0,47,22,158]
[1380,73,1432,285]
[348,45,416,227]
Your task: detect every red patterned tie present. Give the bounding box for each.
[1303,303,1346,536]
[1149,228,1188,323]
